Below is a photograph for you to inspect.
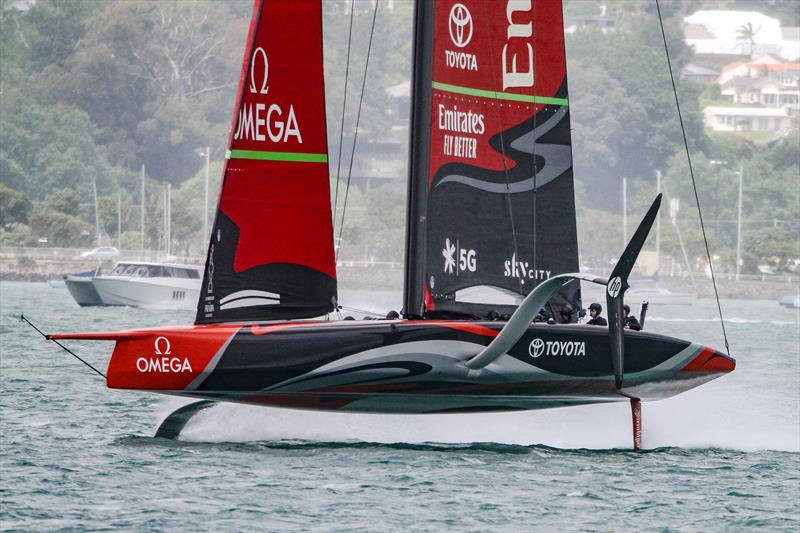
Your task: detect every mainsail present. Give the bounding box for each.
[404,0,580,319]
[196,0,336,323]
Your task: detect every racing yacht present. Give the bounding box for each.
[48,0,734,448]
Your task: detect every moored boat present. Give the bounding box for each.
[64,268,104,307]
[91,262,201,310]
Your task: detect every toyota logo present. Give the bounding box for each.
[529,338,544,358]
[448,3,473,48]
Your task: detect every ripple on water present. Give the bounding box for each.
[1,282,798,532]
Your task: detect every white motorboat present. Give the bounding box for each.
[624,286,696,306]
[91,262,202,310]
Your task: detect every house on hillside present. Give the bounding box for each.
[703,106,791,133]
[719,76,800,111]
[780,27,800,60]
[564,5,617,34]
[715,58,800,115]
[684,10,798,60]
[682,63,720,83]
[717,55,799,84]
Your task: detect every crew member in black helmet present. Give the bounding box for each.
[623,304,641,331]
[586,303,607,326]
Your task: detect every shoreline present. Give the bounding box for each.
[1,262,795,301]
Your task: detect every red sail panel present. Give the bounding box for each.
[197,0,336,324]
[405,0,580,319]
[429,0,566,175]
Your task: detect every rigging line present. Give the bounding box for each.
[655,0,730,356]
[335,0,379,264]
[332,0,356,227]
[339,305,385,317]
[479,1,521,294]
[20,314,107,380]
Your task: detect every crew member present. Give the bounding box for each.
[560,304,575,324]
[623,304,641,330]
[586,303,607,326]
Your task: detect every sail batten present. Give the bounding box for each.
[431,81,570,105]
[226,149,329,163]
[196,0,336,324]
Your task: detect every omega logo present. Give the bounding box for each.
[154,336,171,355]
[249,47,269,94]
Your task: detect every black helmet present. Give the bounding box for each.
[589,303,602,313]
[623,304,631,313]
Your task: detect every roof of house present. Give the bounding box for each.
[782,27,800,42]
[721,76,780,91]
[684,10,786,56]
[704,106,789,117]
[719,60,800,76]
[684,23,714,40]
[386,81,410,99]
[683,63,720,76]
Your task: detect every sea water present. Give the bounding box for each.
[1,281,798,531]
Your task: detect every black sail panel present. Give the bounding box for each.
[405,0,580,319]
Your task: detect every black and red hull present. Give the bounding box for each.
[51,319,734,414]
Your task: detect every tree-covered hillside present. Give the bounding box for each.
[1,0,797,275]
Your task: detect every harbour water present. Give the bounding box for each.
[1,282,798,531]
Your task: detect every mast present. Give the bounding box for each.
[117,192,122,248]
[203,146,210,253]
[655,169,661,275]
[140,164,145,259]
[92,178,101,247]
[166,183,172,257]
[622,176,627,252]
[735,162,743,281]
[403,0,435,318]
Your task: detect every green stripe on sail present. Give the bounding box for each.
[226,149,328,163]
[432,81,569,106]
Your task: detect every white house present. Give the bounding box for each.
[684,10,798,60]
[716,57,800,116]
[703,106,791,132]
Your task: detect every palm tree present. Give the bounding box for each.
[735,22,760,58]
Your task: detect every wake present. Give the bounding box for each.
[155,378,799,453]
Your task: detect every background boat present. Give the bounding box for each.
[90,262,202,310]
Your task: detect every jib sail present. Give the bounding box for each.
[196,0,336,324]
[404,0,580,319]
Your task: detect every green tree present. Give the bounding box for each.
[735,22,760,57]
[0,183,32,225]
[0,222,35,246]
[42,1,248,184]
[29,209,94,246]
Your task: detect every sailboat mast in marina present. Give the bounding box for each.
[47,0,734,449]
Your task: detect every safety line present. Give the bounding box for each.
[21,314,107,380]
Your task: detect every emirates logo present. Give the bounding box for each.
[448,3,473,48]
